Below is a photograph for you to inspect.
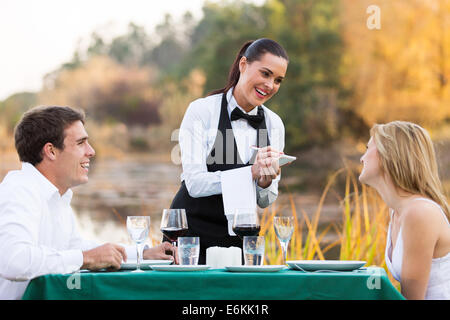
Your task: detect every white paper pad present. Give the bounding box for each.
[220,166,256,236]
[279,154,296,166]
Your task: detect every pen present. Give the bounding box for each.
[250,145,284,155]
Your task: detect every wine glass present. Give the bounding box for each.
[126,216,150,272]
[160,209,188,255]
[232,208,260,239]
[273,216,294,265]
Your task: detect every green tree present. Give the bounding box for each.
[0,92,37,132]
[179,0,346,150]
[108,23,153,66]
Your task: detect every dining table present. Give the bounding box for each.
[22,266,404,300]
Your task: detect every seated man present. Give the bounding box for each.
[0,106,174,299]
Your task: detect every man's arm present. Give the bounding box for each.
[0,187,83,280]
[67,209,174,268]
[81,243,127,270]
[143,242,177,263]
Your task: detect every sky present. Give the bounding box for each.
[0,0,210,101]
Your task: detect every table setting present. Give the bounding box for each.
[22,208,404,300]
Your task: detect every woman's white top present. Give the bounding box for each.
[178,88,285,208]
[385,198,450,299]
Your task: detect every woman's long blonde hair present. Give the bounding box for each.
[371,121,449,219]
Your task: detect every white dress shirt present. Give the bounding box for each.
[0,163,139,300]
[178,88,285,208]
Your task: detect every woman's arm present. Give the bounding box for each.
[179,99,223,198]
[400,203,441,299]
[255,112,285,208]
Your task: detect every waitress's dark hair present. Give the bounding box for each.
[208,38,289,96]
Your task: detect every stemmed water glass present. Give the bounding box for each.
[160,209,188,256]
[273,216,294,265]
[126,216,150,272]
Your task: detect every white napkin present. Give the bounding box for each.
[206,246,242,268]
[220,166,257,236]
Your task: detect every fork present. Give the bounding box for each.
[291,266,367,273]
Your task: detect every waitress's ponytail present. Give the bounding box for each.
[207,38,288,96]
[208,40,253,96]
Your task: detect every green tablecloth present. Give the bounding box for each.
[22,267,404,300]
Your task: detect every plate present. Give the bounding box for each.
[151,265,211,272]
[225,265,287,272]
[286,260,366,272]
[120,259,173,270]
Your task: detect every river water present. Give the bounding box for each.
[69,156,343,248]
[71,157,183,245]
[0,155,343,250]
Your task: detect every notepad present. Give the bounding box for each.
[250,146,296,167]
[279,154,296,166]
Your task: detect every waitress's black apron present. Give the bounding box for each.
[169,93,270,264]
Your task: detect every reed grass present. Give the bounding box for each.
[261,166,400,289]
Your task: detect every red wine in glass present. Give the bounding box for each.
[232,209,260,239]
[232,224,261,239]
[161,227,188,242]
[160,209,188,257]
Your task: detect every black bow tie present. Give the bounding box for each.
[230,107,264,129]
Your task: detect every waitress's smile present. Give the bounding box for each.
[254,86,271,101]
[255,87,268,98]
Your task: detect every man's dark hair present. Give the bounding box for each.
[14,106,86,165]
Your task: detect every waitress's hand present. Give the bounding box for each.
[251,146,282,188]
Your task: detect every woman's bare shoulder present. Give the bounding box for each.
[402,199,444,232]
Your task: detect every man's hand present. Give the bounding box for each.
[82,243,127,271]
[143,242,177,264]
[251,146,282,188]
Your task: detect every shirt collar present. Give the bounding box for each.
[226,87,258,117]
[21,162,73,204]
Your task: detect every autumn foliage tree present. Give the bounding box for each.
[39,55,161,126]
[340,0,450,129]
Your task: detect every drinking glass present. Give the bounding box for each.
[178,237,200,265]
[232,208,260,239]
[243,236,265,266]
[160,209,188,256]
[273,216,294,265]
[126,216,150,272]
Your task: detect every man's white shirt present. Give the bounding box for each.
[0,163,139,299]
[178,88,285,208]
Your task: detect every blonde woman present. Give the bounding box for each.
[359,121,450,300]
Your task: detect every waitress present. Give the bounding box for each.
[170,38,289,264]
